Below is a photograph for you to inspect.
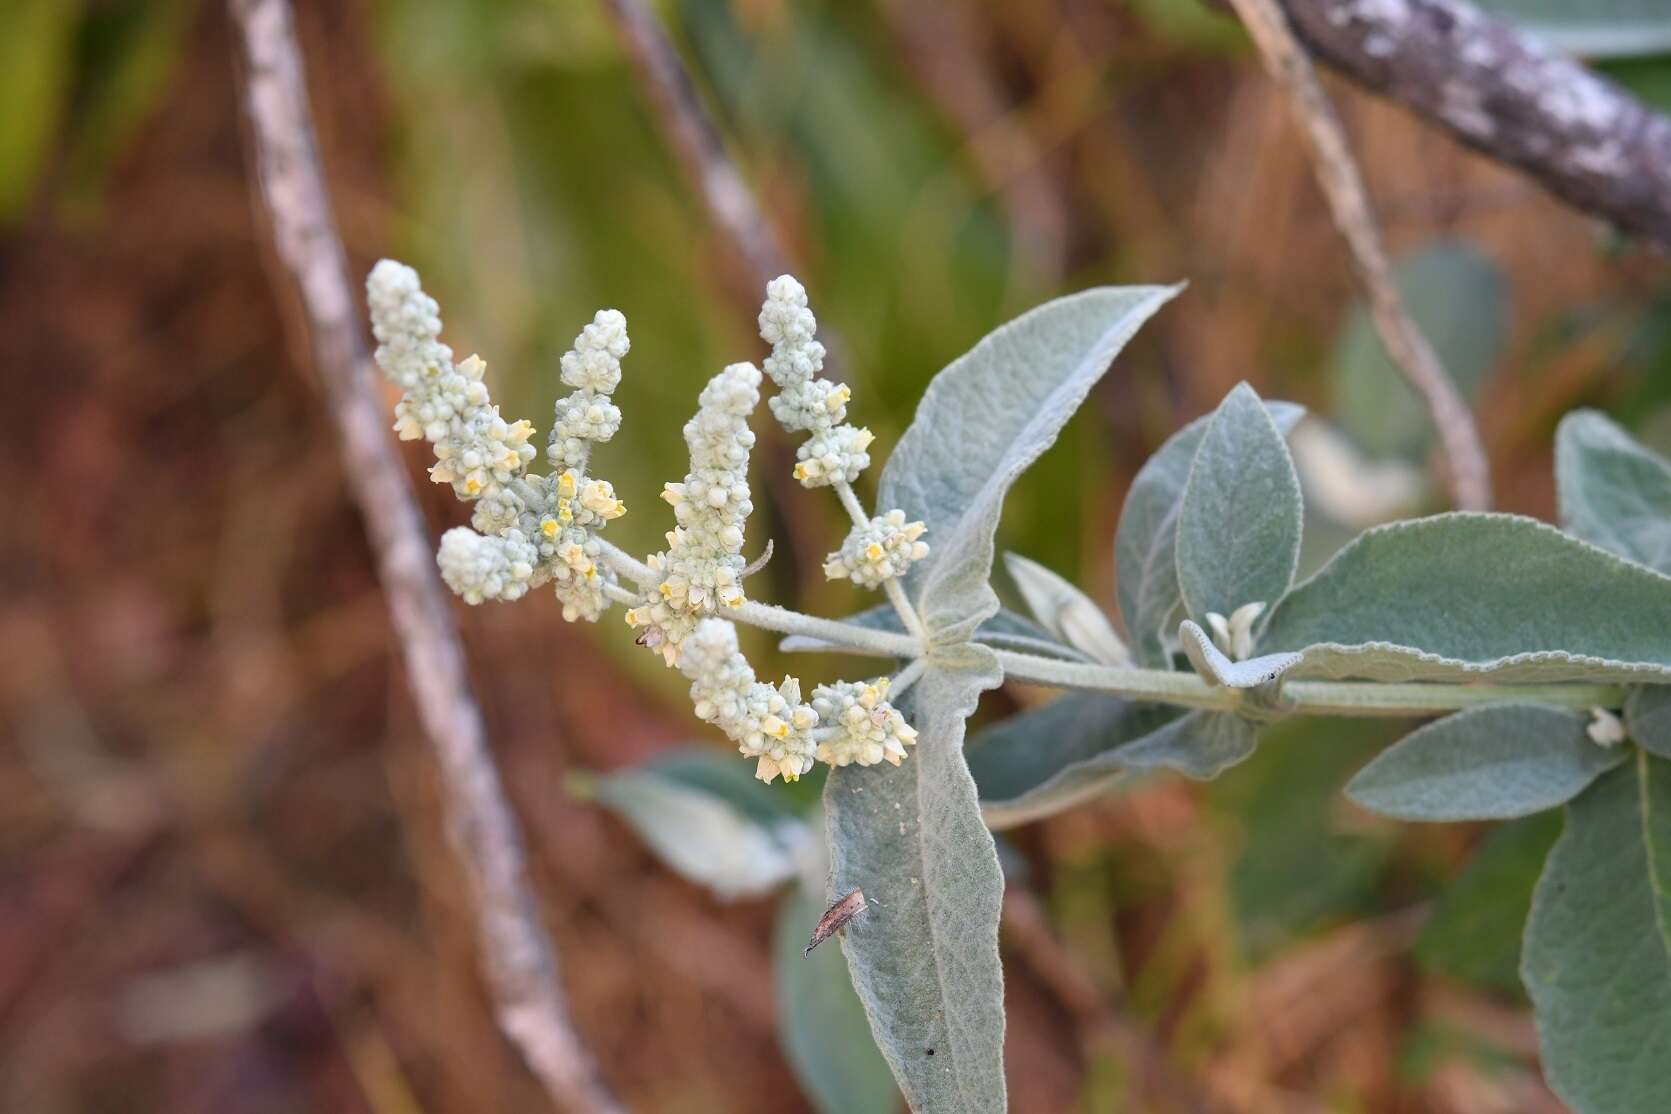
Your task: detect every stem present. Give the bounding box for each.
[595,538,657,586]
[889,657,928,700]
[992,648,1627,715]
[724,600,918,659]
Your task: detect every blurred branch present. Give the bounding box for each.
[226,2,623,1111]
[1226,0,1493,511]
[1001,889,1234,1114]
[1277,0,1671,249]
[597,0,793,292]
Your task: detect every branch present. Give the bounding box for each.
[597,0,793,292]
[1279,0,1671,249]
[1227,0,1492,512]
[226,4,622,1110]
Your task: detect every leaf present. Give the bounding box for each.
[1476,0,1671,58]
[880,285,1181,643]
[1345,704,1626,821]
[1556,410,1671,574]
[967,693,1181,828]
[1262,513,1671,683]
[780,604,1090,663]
[1115,710,1259,780]
[1003,552,1130,665]
[588,749,813,899]
[1330,241,1506,460]
[1177,619,1302,689]
[1114,401,1304,667]
[1628,686,1671,760]
[1175,383,1304,626]
[774,881,899,1114]
[824,648,1007,1112]
[1522,752,1671,1114]
[1415,813,1562,996]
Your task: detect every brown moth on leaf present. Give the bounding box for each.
[804,888,868,956]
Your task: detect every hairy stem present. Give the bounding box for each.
[724,600,920,658]
[734,609,1627,715]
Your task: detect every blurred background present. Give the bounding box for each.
[3,0,1670,1110]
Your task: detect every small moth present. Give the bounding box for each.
[804,888,868,956]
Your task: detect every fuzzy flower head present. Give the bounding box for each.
[369,261,631,619]
[813,677,918,768]
[679,619,818,783]
[549,309,629,472]
[824,509,929,588]
[629,363,761,659]
[757,276,872,488]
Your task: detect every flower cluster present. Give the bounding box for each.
[812,678,918,768]
[625,363,761,663]
[368,261,627,616]
[372,262,925,784]
[824,509,930,588]
[757,276,873,487]
[680,619,818,783]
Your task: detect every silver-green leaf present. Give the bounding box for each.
[589,750,814,899]
[1176,383,1303,626]
[1344,704,1625,821]
[1262,513,1671,683]
[1522,752,1671,1114]
[967,693,1180,828]
[1115,401,1303,667]
[1627,686,1671,760]
[880,285,1181,643]
[1556,410,1671,574]
[824,647,1006,1112]
[774,881,899,1114]
[1115,709,1259,780]
[1003,552,1130,665]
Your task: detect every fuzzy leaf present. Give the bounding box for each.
[1175,383,1303,627]
[774,881,899,1114]
[1115,709,1259,780]
[1628,686,1671,760]
[880,285,1181,643]
[1178,619,1302,689]
[1556,410,1671,574]
[1115,401,1303,667]
[824,647,1007,1112]
[1003,552,1129,665]
[967,693,1181,828]
[590,750,814,899]
[1345,704,1625,821]
[1262,514,1671,683]
[1522,752,1671,1114]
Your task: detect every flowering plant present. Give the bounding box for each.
[371,262,1671,1114]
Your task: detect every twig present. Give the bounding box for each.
[1226,0,1492,511]
[1001,888,1232,1114]
[226,3,622,1110]
[1278,0,1671,250]
[597,0,793,294]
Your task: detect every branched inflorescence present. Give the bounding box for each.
[370,261,928,782]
